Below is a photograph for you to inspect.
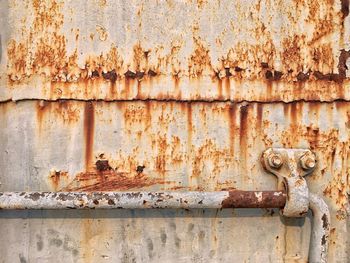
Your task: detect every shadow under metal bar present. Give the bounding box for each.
[0,190,329,263]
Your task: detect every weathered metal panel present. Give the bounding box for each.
[0,0,350,102]
[0,100,349,262]
[0,0,349,262]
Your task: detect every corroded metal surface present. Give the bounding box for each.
[0,100,348,261]
[0,0,349,262]
[0,191,286,209]
[0,0,350,102]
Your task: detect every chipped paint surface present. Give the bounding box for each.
[0,100,349,261]
[0,0,349,262]
[0,190,286,209]
[0,0,350,102]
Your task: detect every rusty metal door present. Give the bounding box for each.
[0,0,349,262]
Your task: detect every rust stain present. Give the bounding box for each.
[322,141,349,219]
[170,136,183,166]
[281,36,303,75]
[155,136,167,176]
[55,101,80,123]
[95,159,112,171]
[228,103,237,155]
[217,79,223,100]
[62,168,170,192]
[221,190,286,208]
[256,103,263,132]
[188,37,212,77]
[5,0,350,105]
[49,170,68,191]
[36,100,48,133]
[187,102,193,151]
[84,102,95,171]
[341,0,349,18]
[81,218,93,263]
[36,100,80,134]
[191,139,231,180]
[7,40,28,79]
[239,104,249,179]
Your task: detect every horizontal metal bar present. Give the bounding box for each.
[0,191,286,210]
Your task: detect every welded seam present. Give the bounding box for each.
[0,97,349,105]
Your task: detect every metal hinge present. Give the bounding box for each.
[262,148,330,263]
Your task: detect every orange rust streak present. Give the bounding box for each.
[49,171,68,191]
[228,104,237,156]
[187,102,193,148]
[36,101,48,133]
[84,102,95,171]
[239,104,249,180]
[256,103,263,133]
[82,218,92,263]
[217,79,223,100]
[63,170,170,192]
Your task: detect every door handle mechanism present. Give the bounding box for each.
[262,148,330,263]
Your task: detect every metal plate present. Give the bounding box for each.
[0,0,349,262]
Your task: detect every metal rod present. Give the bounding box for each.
[0,190,329,262]
[0,190,286,210]
[308,193,330,263]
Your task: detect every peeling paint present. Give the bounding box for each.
[0,0,349,262]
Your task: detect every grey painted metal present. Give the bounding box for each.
[1,100,348,262]
[0,191,286,210]
[0,0,349,261]
[0,190,330,263]
[309,193,331,263]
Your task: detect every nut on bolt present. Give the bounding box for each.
[300,152,316,170]
[268,152,283,168]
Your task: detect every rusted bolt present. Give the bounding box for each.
[268,153,283,168]
[300,153,316,170]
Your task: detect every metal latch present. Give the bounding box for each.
[262,148,316,217]
[262,148,330,263]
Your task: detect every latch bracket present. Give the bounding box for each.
[262,148,316,217]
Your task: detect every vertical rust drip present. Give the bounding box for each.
[36,100,48,134]
[123,78,131,98]
[82,217,93,263]
[290,103,298,125]
[84,102,95,171]
[217,79,223,100]
[224,77,230,99]
[173,76,180,98]
[145,101,152,130]
[341,0,349,18]
[266,81,272,98]
[109,81,117,99]
[136,81,142,99]
[187,103,193,183]
[256,104,263,132]
[239,104,249,180]
[228,104,236,156]
[283,103,289,119]
[187,103,193,147]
